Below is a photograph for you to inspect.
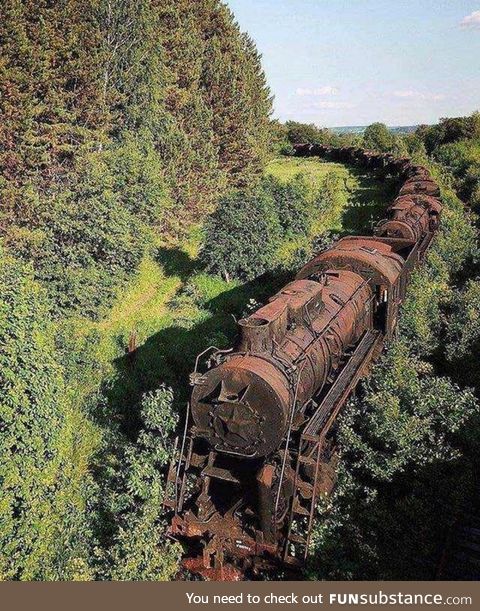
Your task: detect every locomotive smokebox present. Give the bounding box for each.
[191,355,290,458]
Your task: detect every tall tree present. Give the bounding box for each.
[201,1,273,188]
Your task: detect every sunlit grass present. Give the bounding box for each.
[266,157,350,188]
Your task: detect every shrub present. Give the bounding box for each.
[446,279,480,361]
[0,250,98,580]
[309,338,479,580]
[96,387,181,581]
[265,175,312,237]
[200,185,281,281]
[363,123,396,153]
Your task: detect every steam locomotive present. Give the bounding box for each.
[164,144,442,580]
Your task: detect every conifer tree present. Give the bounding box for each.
[201,1,273,188]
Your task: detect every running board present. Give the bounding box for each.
[303,330,383,440]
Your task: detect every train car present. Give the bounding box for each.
[164,146,442,580]
[375,195,442,241]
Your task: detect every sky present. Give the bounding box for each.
[225,0,480,126]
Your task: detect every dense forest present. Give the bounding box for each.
[1,0,480,581]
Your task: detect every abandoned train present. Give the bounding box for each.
[164,144,442,580]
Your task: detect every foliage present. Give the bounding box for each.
[284,121,332,145]
[7,136,168,317]
[0,250,99,580]
[399,186,478,357]
[269,120,293,155]
[283,121,360,148]
[362,122,406,155]
[315,171,348,213]
[340,341,475,482]
[419,112,480,153]
[201,165,358,281]
[414,111,480,208]
[0,0,273,314]
[200,184,281,281]
[264,175,312,237]
[310,335,479,580]
[446,279,480,361]
[95,387,181,581]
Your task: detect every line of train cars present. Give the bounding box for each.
[163,144,442,580]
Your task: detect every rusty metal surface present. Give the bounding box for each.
[191,273,372,458]
[167,145,443,580]
[296,236,405,286]
[399,177,441,197]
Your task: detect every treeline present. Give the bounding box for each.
[0,0,272,316]
[0,0,272,581]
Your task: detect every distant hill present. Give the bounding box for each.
[330,125,419,135]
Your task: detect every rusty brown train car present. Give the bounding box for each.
[163,145,443,580]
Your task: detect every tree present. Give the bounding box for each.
[201,2,273,188]
[284,121,331,145]
[362,122,396,153]
[201,185,281,281]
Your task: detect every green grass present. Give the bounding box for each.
[268,156,398,266]
[266,157,350,189]
[267,156,397,236]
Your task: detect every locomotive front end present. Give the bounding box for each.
[191,355,290,458]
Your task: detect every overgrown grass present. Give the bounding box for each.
[268,157,397,266]
[267,157,397,237]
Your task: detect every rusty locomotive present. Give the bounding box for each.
[163,144,442,580]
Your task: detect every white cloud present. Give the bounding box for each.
[296,85,339,96]
[313,100,355,109]
[393,90,446,101]
[460,10,480,29]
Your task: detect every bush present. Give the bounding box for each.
[0,250,98,580]
[309,338,479,580]
[363,123,396,153]
[200,184,281,281]
[340,340,476,482]
[265,175,312,237]
[96,387,181,581]
[315,171,348,213]
[446,279,480,361]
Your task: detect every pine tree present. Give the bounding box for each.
[155,0,223,219]
[201,2,273,188]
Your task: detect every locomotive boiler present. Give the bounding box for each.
[191,271,373,459]
[164,145,443,580]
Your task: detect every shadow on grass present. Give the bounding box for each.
[156,246,199,281]
[105,260,291,435]
[340,169,399,236]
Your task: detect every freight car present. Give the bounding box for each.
[163,145,442,580]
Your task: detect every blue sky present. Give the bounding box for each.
[225,0,480,126]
